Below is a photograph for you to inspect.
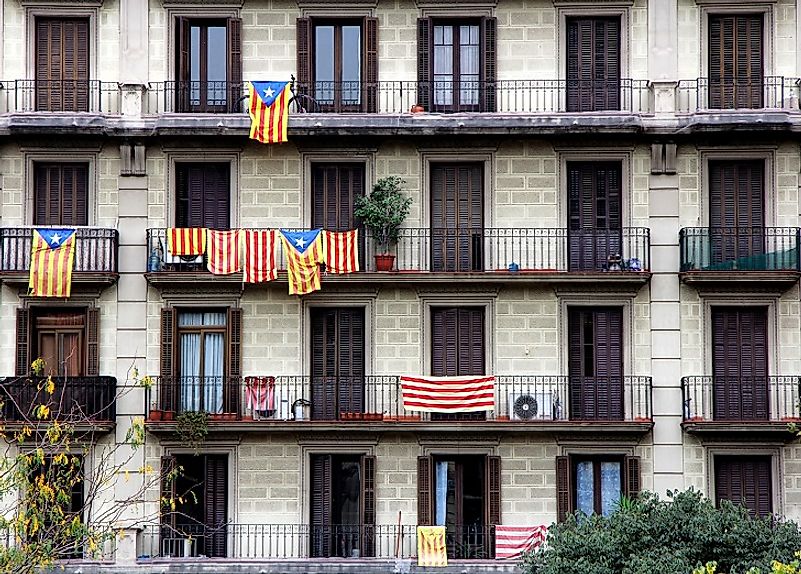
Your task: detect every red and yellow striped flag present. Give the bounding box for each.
[168,228,207,257]
[28,228,76,298]
[417,526,447,567]
[206,230,241,275]
[279,229,325,295]
[323,230,360,274]
[248,81,291,144]
[243,229,277,283]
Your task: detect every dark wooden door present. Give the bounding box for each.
[311,163,365,268]
[34,312,86,377]
[709,160,764,266]
[566,17,621,112]
[203,454,228,557]
[430,164,483,272]
[567,162,622,271]
[36,18,89,112]
[34,163,89,226]
[568,307,624,420]
[712,307,768,421]
[310,308,365,420]
[709,15,763,109]
[715,456,772,517]
[175,163,230,229]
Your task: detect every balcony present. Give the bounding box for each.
[0,227,119,288]
[682,376,800,438]
[677,77,800,112]
[679,227,800,287]
[145,227,650,288]
[145,375,652,435]
[0,376,117,431]
[0,79,120,114]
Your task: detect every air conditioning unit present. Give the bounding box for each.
[508,390,554,421]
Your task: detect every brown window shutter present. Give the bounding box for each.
[417,455,433,525]
[431,308,457,376]
[566,18,620,112]
[85,307,99,377]
[416,18,432,111]
[361,454,377,557]
[176,17,190,112]
[364,17,378,113]
[36,19,57,111]
[556,455,571,521]
[204,455,228,557]
[160,454,178,530]
[480,17,497,112]
[709,15,763,108]
[624,456,641,499]
[227,18,243,112]
[296,18,312,95]
[16,308,31,376]
[226,307,243,414]
[160,307,176,410]
[715,456,772,517]
[73,19,90,112]
[310,454,333,557]
[486,455,501,525]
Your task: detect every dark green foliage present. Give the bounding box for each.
[524,489,801,574]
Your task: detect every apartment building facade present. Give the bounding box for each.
[0,0,800,569]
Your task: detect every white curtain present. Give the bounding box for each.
[179,312,226,413]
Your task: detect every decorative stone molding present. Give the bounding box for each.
[162,0,242,6]
[415,0,496,9]
[296,0,377,7]
[19,0,102,6]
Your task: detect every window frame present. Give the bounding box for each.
[24,149,98,226]
[699,4,774,82]
[571,454,625,516]
[174,161,232,229]
[32,161,90,226]
[311,18,365,112]
[180,18,230,113]
[706,446,782,517]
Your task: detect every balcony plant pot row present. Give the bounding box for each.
[340,412,383,421]
[148,408,175,421]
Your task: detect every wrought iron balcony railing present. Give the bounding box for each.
[682,376,801,423]
[144,79,651,115]
[677,76,801,112]
[0,227,119,274]
[146,375,652,424]
[146,227,650,275]
[679,227,800,273]
[0,80,120,113]
[0,376,117,423]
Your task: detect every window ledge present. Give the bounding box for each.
[297,0,377,6]
[161,0,242,6]
[19,0,103,5]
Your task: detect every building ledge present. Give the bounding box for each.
[679,271,800,289]
[0,271,119,288]
[682,420,797,441]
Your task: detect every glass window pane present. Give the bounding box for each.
[435,461,449,525]
[600,462,622,516]
[207,26,227,104]
[575,461,595,515]
[315,25,335,103]
[190,26,201,103]
[342,26,361,103]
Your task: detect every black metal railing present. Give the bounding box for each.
[0,227,119,273]
[144,79,650,114]
[140,523,491,560]
[145,227,650,274]
[677,77,800,112]
[679,227,800,272]
[146,375,652,423]
[681,376,801,422]
[0,376,117,423]
[0,80,120,113]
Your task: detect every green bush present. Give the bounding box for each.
[523,489,801,574]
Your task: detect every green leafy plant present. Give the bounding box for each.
[175,411,209,452]
[353,176,412,253]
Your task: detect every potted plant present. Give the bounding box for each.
[354,176,412,271]
[175,410,209,452]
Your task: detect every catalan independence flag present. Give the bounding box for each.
[279,229,325,295]
[248,81,291,144]
[29,228,76,298]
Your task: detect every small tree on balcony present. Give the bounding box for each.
[354,176,412,254]
[0,359,172,574]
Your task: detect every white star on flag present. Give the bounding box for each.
[294,237,307,249]
[263,87,275,100]
[49,233,62,246]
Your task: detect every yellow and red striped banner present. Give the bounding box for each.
[323,229,360,274]
[29,228,76,298]
[248,81,291,144]
[279,229,325,296]
[167,228,207,257]
[243,229,277,283]
[206,230,242,275]
[417,526,447,567]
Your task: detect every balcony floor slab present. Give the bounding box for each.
[682,421,797,441]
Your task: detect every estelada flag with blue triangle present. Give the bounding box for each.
[247,81,291,144]
[29,228,76,298]
[279,229,325,295]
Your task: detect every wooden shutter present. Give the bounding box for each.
[431,307,485,377]
[175,17,190,112]
[417,455,433,525]
[203,455,228,557]
[715,456,772,517]
[430,163,484,272]
[311,164,365,231]
[34,163,89,226]
[566,17,620,112]
[709,160,764,263]
[160,308,176,411]
[296,18,312,96]
[85,307,99,377]
[364,17,378,113]
[361,455,376,557]
[16,308,31,376]
[480,17,497,112]
[486,456,501,525]
[36,18,89,112]
[624,456,641,499]
[226,18,243,112]
[556,455,571,522]
[176,164,231,229]
[160,455,178,530]
[709,15,763,109]
[226,307,243,415]
[417,18,432,111]
[311,454,333,557]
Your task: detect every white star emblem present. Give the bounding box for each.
[49,233,62,246]
[263,87,275,100]
[294,236,307,249]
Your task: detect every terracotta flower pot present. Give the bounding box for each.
[162,410,175,421]
[149,409,163,422]
[374,254,395,272]
[410,104,425,113]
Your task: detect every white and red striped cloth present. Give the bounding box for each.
[400,375,495,413]
[243,229,277,283]
[206,230,242,275]
[323,229,360,274]
[494,525,547,560]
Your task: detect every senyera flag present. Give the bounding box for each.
[400,375,495,413]
[248,81,291,144]
[206,230,241,275]
[29,228,76,298]
[323,229,359,274]
[243,229,277,283]
[494,525,547,560]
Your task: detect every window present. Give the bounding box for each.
[418,455,500,558]
[175,163,231,229]
[567,161,623,271]
[417,17,496,112]
[556,454,640,521]
[714,455,772,517]
[430,163,484,272]
[708,160,764,264]
[33,163,89,226]
[159,307,242,415]
[566,17,621,112]
[708,14,763,109]
[175,17,242,112]
[161,454,228,557]
[309,454,375,558]
[311,163,366,268]
[310,308,365,421]
[35,18,90,112]
[567,307,623,421]
[711,307,768,421]
[296,17,378,112]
